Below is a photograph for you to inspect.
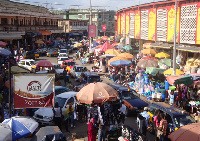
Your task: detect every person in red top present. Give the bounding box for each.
[176,87,183,108]
[158,113,167,141]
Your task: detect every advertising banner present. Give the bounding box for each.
[196,3,200,44]
[123,14,126,37]
[117,15,120,35]
[121,13,123,35]
[167,6,180,42]
[135,10,141,39]
[125,11,130,36]
[89,25,96,37]
[129,11,135,38]
[14,74,55,108]
[148,8,156,40]
[102,24,106,31]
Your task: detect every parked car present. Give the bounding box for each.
[23,51,35,59]
[70,65,88,79]
[46,49,59,57]
[57,56,69,65]
[147,102,195,135]
[33,92,77,125]
[18,59,36,71]
[61,60,76,73]
[59,49,69,57]
[55,86,70,96]
[81,72,101,83]
[109,83,148,116]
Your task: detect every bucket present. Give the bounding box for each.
[165,80,170,90]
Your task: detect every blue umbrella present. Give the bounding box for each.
[93,40,99,48]
[3,116,39,140]
[0,47,12,57]
[110,60,132,66]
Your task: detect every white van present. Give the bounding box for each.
[18,59,36,71]
[57,56,69,65]
[33,92,77,125]
[59,49,68,57]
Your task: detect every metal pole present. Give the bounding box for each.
[89,0,92,52]
[173,0,178,75]
[103,8,105,36]
[8,58,12,118]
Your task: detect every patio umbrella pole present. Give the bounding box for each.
[8,57,12,118]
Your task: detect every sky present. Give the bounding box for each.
[10,0,167,11]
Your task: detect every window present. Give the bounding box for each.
[21,61,25,65]
[67,97,74,105]
[26,62,30,66]
[78,14,82,19]
[70,22,72,26]
[11,18,13,25]
[84,22,87,26]
[85,14,89,19]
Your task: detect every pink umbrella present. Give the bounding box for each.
[166,75,184,85]
[0,41,7,47]
[99,41,114,52]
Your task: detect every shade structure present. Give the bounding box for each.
[155,52,170,58]
[145,67,166,76]
[141,48,157,55]
[36,60,53,67]
[99,41,114,52]
[168,123,200,141]
[108,56,128,66]
[137,59,158,69]
[141,56,157,60]
[37,30,52,35]
[76,82,118,104]
[93,40,100,47]
[158,58,180,69]
[105,49,121,56]
[3,116,39,140]
[166,75,184,85]
[163,68,184,75]
[117,53,134,60]
[123,45,132,50]
[110,60,132,66]
[0,47,12,57]
[35,40,44,44]
[111,42,120,47]
[0,41,7,47]
[174,74,193,85]
[95,39,101,43]
[0,123,12,141]
[101,36,108,41]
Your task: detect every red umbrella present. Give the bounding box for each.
[0,41,7,47]
[36,60,53,67]
[141,56,157,60]
[95,39,101,43]
[45,41,52,44]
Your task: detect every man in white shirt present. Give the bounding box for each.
[118,101,126,124]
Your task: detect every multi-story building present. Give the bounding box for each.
[0,0,62,47]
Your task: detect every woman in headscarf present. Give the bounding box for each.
[88,116,96,141]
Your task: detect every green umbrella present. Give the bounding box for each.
[174,74,193,85]
[158,58,180,69]
[146,67,166,76]
[123,45,132,50]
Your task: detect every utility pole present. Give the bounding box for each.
[89,0,92,52]
[103,8,105,36]
[173,0,177,75]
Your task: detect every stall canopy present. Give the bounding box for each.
[166,75,184,85]
[0,33,22,40]
[37,31,52,35]
[176,45,200,53]
[150,42,173,49]
[146,67,166,76]
[174,74,193,85]
[99,41,114,52]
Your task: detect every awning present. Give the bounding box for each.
[0,33,23,40]
[66,33,83,36]
[176,45,200,53]
[26,32,42,37]
[150,42,173,49]
[37,31,52,35]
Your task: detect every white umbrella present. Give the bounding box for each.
[0,123,12,141]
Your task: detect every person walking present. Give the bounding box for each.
[153,110,160,141]
[52,102,63,131]
[88,117,96,141]
[67,104,75,128]
[63,68,67,86]
[97,115,105,141]
[118,101,126,124]
[158,113,167,141]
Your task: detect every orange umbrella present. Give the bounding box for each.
[168,123,200,141]
[105,49,121,56]
[108,56,128,66]
[118,53,134,60]
[76,82,118,104]
[141,48,157,55]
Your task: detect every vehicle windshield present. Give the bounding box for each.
[174,115,195,128]
[68,62,75,66]
[54,65,62,69]
[60,58,69,61]
[29,61,36,65]
[76,67,86,72]
[87,76,100,83]
[60,50,67,53]
[54,97,67,108]
[121,91,138,99]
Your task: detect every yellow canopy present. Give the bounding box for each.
[117,53,134,60]
[105,49,121,56]
[108,56,128,66]
[163,69,184,75]
[141,48,157,55]
[74,42,82,47]
[35,40,44,44]
[155,52,170,58]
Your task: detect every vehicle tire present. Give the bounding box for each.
[149,122,154,134]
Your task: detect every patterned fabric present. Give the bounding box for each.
[159,119,167,136]
[130,12,135,38]
[157,8,167,41]
[141,10,149,40]
[180,4,197,44]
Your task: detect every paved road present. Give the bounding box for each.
[33,51,155,141]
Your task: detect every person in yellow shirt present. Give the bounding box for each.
[66,105,75,129]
